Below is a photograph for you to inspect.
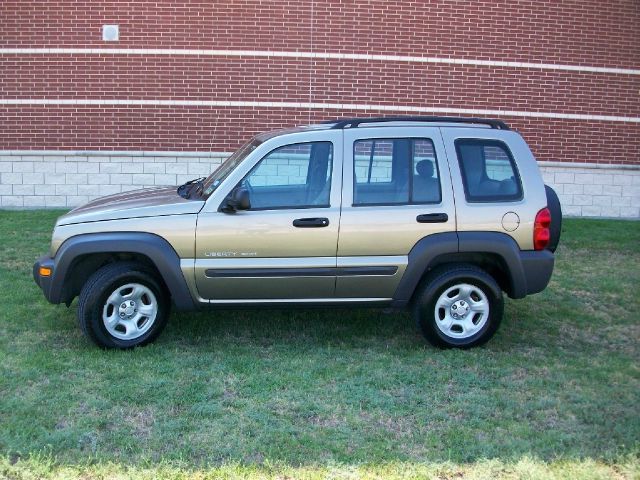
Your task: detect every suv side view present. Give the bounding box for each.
[33,116,561,349]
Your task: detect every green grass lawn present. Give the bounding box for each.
[0,211,638,479]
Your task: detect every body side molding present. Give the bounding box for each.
[204,265,398,278]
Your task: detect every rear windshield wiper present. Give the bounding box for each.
[177,177,205,199]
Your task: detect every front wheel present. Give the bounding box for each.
[413,265,504,348]
[77,262,170,349]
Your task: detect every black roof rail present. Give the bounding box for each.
[323,116,510,130]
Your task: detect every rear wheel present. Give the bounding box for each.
[413,265,503,348]
[77,262,170,349]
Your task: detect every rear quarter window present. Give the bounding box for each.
[455,139,523,203]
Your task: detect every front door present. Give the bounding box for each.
[194,131,342,301]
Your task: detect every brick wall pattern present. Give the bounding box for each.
[0,0,638,166]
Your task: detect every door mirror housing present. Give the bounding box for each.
[221,187,251,213]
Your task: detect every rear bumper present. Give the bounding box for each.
[519,249,555,296]
[33,255,57,303]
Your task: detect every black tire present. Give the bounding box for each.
[545,184,562,253]
[77,262,170,349]
[413,265,504,348]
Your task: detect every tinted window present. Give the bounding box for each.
[243,142,332,210]
[353,138,441,205]
[455,139,522,202]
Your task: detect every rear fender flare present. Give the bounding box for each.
[392,231,529,306]
[392,232,459,306]
[457,232,527,299]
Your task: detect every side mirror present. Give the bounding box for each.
[222,187,251,213]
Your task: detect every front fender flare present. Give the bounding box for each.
[50,232,196,310]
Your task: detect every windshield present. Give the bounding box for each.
[201,138,263,198]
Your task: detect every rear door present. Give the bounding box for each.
[335,126,456,299]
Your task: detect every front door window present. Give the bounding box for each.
[242,142,333,210]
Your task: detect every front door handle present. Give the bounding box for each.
[417,213,448,223]
[293,217,330,228]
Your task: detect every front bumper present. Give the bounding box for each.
[33,255,57,303]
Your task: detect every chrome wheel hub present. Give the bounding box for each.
[434,283,490,339]
[120,300,137,318]
[103,283,158,341]
[450,299,470,319]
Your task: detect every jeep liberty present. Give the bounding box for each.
[34,117,561,349]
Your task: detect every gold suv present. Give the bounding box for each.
[34,117,561,349]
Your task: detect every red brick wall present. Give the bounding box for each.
[1,1,638,164]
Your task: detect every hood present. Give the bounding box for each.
[57,186,205,226]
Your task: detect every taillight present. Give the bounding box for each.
[534,207,551,251]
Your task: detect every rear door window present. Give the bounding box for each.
[353,138,441,205]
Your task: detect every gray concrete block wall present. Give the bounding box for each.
[539,163,640,218]
[0,151,638,219]
[0,152,226,208]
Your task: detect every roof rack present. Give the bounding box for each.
[324,116,510,130]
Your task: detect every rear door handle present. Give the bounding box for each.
[416,213,448,223]
[293,217,330,228]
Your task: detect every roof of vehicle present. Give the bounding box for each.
[254,116,510,142]
[320,116,510,130]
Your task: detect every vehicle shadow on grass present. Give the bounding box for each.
[164,306,424,349]
[155,295,556,354]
